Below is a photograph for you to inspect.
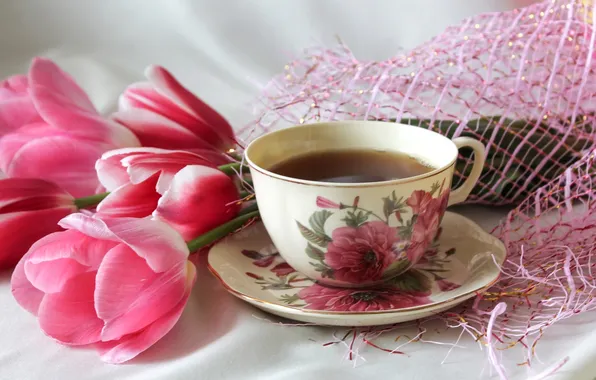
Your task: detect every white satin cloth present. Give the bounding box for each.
[1,1,594,379]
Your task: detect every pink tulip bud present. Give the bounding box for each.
[0,178,76,270]
[95,148,239,238]
[152,165,241,241]
[112,65,236,152]
[315,196,341,209]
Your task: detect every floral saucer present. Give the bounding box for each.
[208,212,506,326]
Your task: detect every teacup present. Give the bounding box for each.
[245,121,485,288]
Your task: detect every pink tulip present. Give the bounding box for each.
[112,65,236,152]
[0,58,140,197]
[0,178,76,270]
[153,165,241,240]
[95,147,229,217]
[11,213,196,364]
[95,148,241,240]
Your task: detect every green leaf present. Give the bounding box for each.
[354,211,369,226]
[241,250,262,260]
[341,211,360,228]
[382,259,411,279]
[341,210,369,227]
[305,243,325,261]
[310,262,334,278]
[296,221,331,247]
[398,214,418,239]
[383,192,405,219]
[445,248,456,256]
[309,210,333,237]
[429,181,441,196]
[388,269,432,293]
[395,196,404,208]
[256,276,296,290]
[279,293,301,305]
[382,196,393,219]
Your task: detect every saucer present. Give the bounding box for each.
[208,211,506,326]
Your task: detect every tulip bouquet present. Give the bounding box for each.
[1,58,258,363]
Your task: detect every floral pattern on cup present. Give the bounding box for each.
[242,228,460,312]
[294,180,450,285]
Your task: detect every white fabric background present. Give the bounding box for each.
[1,1,595,379]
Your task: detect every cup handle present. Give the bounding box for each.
[447,137,486,207]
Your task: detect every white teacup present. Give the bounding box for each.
[245,121,485,288]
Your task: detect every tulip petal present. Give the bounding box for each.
[153,165,240,240]
[24,229,117,293]
[6,136,104,197]
[11,249,45,315]
[58,213,116,241]
[122,150,216,193]
[95,149,138,192]
[0,97,42,134]
[59,214,189,272]
[29,58,140,148]
[95,245,187,341]
[97,262,196,364]
[96,178,160,218]
[0,123,65,172]
[38,271,103,345]
[0,207,74,271]
[119,82,197,127]
[0,177,74,211]
[112,107,210,150]
[145,65,236,150]
[0,74,29,96]
[102,218,190,272]
[96,147,221,194]
[29,58,96,112]
[0,74,41,133]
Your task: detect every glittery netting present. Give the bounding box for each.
[244,0,596,378]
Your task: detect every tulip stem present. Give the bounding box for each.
[239,190,251,198]
[74,192,110,209]
[218,162,250,175]
[186,210,260,253]
[238,202,259,215]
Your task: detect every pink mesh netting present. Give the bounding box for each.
[245,0,596,206]
[244,0,596,377]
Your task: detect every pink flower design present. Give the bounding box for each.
[11,213,196,364]
[270,263,296,277]
[95,148,239,240]
[0,58,140,197]
[315,196,341,209]
[298,284,431,312]
[324,221,401,284]
[406,190,434,214]
[112,65,236,152]
[437,279,460,292]
[406,189,449,263]
[0,178,77,270]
